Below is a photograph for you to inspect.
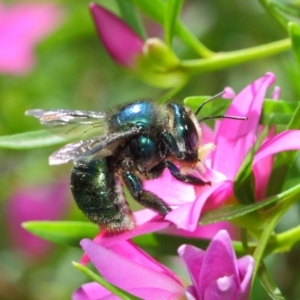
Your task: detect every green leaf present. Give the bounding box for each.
[233,149,256,205]
[288,22,300,69]
[258,262,286,300]
[164,0,184,48]
[233,126,270,205]
[116,0,146,39]
[22,221,99,246]
[199,181,300,228]
[73,262,141,300]
[184,96,298,125]
[0,130,64,149]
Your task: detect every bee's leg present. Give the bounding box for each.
[161,131,181,158]
[144,161,166,179]
[165,160,210,186]
[122,170,171,216]
[71,158,135,231]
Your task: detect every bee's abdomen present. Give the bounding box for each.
[70,158,134,231]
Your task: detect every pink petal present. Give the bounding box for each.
[237,256,255,299]
[0,3,62,74]
[80,239,184,296]
[272,86,281,100]
[144,168,196,206]
[252,127,276,200]
[108,240,183,284]
[212,73,276,179]
[165,181,232,231]
[204,275,236,300]
[254,130,300,165]
[89,3,143,68]
[98,209,171,248]
[198,230,239,296]
[222,87,236,99]
[201,123,215,144]
[178,244,205,299]
[73,282,112,300]
[162,221,239,240]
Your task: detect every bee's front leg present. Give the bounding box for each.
[122,169,171,216]
[165,160,210,186]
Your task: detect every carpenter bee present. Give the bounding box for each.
[26,96,244,231]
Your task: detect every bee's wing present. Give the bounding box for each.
[49,127,141,165]
[25,109,108,140]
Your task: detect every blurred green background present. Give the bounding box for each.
[0,0,299,299]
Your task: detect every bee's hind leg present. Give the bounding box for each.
[122,169,171,216]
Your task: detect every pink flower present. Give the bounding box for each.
[89,3,143,68]
[144,72,300,231]
[178,230,254,300]
[4,181,69,260]
[0,1,62,74]
[145,73,300,232]
[73,230,254,300]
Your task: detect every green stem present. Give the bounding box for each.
[179,38,291,74]
[258,262,285,300]
[252,192,299,285]
[176,22,214,58]
[268,225,300,254]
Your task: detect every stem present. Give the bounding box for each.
[258,262,285,300]
[179,38,291,74]
[268,225,300,254]
[176,22,214,58]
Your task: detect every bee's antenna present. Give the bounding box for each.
[199,115,248,122]
[195,91,225,116]
[196,91,247,122]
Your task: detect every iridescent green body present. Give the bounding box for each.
[71,158,133,231]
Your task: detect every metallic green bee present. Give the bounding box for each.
[26,96,245,231]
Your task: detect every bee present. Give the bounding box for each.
[26,95,245,231]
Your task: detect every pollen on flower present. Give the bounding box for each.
[198,142,216,161]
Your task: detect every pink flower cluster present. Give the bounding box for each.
[74,230,254,300]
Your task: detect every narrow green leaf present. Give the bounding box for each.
[116,0,146,39]
[22,221,99,246]
[233,149,256,205]
[73,262,141,300]
[164,0,184,48]
[233,126,270,205]
[288,22,300,69]
[184,96,298,125]
[252,210,282,287]
[199,181,300,227]
[258,262,286,300]
[0,130,64,149]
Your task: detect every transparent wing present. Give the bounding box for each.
[25,109,109,140]
[49,127,141,165]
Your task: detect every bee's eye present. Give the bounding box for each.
[183,115,198,150]
[169,103,199,151]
